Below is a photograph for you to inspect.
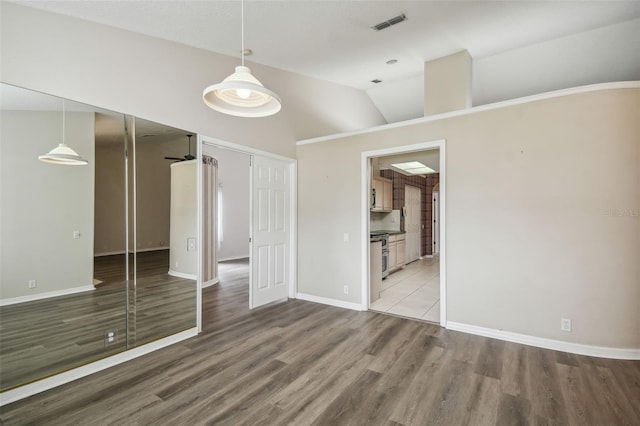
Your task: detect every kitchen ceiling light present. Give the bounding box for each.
[391,161,435,175]
[38,99,88,165]
[202,0,281,118]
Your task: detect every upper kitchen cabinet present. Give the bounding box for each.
[372,177,392,212]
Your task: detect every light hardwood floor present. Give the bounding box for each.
[0,250,195,391]
[1,258,639,424]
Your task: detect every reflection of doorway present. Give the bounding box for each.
[404,185,421,263]
[362,140,446,326]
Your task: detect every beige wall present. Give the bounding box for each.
[1,111,95,299]
[297,88,640,349]
[0,2,386,159]
[94,136,189,255]
[169,161,197,277]
[424,50,472,116]
[94,141,125,255]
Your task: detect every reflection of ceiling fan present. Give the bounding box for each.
[165,134,195,162]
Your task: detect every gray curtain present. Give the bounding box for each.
[202,155,218,284]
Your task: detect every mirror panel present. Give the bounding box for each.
[129,117,198,347]
[0,83,197,391]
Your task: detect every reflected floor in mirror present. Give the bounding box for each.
[0,250,195,391]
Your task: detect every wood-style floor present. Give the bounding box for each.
[1,258,639,424]
[0,250,195,391]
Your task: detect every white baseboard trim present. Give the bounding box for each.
[0,328,198,406]
[94,247,169,257]
[218,255,250,262]
[167,270,197,280]
[0,285,95,307]
[446,321,640,360]
[295,293,363,311]
[202,277,220,288]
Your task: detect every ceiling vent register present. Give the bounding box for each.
[371,14,407,31]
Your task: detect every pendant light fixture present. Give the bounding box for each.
[202,0,281,117]
[38,99,88,165]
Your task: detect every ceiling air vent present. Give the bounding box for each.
[371,14,407,31]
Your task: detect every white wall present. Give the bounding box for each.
[0,2,386,160]
[297,87,640,350]
[424,50,472,116]
[1,111,95,300]
[473,18,640,106]
[169,161,197,277]
[203,145,250,261]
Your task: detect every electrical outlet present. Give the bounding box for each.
[104,329,118,346]
[560,318,572,332]
[343,285,349,294]
[73,230,81,239]
[28,279,37,289]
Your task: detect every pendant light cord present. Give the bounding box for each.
[62,99,66,144]
[241,0,245,66]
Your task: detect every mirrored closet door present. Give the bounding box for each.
[0,83,198,391]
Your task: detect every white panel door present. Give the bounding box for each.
[404,185,421,263]
[250,155,290,308]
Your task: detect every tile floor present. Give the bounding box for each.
[370,255,440,322]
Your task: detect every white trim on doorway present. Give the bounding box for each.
[361,140,447,327]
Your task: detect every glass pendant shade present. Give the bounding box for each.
[39,143,89,165]
[39,99,89,165]
[202,66,281,117]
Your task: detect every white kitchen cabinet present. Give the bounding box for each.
[370,241,382,303]
[397,238,406,268]
[388,233,406,272]
[389,239,397,270]
[382,179,392,211]
[371,177,392,212]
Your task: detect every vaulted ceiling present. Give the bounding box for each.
[14,1,640,123]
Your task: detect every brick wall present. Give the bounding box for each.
[380,170,440,256]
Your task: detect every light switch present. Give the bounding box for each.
[187,237,196,251]
[343,233,349,243]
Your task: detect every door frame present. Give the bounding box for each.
[197,135,297,331]
[361,140,446,327]
[433,191,440,254]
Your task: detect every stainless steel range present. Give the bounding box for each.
[370,232,389,278]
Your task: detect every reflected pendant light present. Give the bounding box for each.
[38,99,88,165]
[202,0,281,117]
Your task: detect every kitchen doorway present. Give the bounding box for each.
[361,140,446,326]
